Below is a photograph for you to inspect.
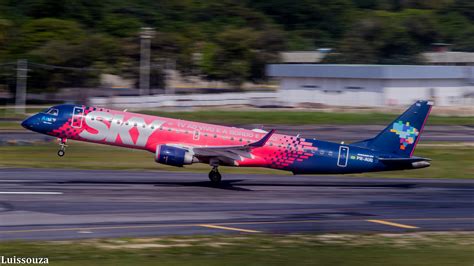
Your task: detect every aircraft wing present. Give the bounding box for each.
[191,129,275,164]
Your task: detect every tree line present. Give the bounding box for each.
[0,0,473,92]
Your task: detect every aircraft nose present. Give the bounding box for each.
[21,117,30,129]
[21,116,36,129]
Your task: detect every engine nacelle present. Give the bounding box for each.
[155,145,194,167]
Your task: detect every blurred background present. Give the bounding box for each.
[0,0,474,112]
[0,0,472,176]
[0,2,473,264]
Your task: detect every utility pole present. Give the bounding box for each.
[139,27,154,96]
[165,58,176,95]
[15,59,27,114]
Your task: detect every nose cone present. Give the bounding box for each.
[21,116,36,130]
[21,117,30,129]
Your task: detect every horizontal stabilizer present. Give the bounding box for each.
[378,157,431,162]
[378,156,431,169]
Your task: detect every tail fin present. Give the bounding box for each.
[352,100,433,157]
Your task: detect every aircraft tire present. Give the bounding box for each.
[208,170,222,184]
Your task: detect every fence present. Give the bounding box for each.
[89,92,280,109]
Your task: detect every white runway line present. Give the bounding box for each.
[0,180,46,182]
[0,192,63,195]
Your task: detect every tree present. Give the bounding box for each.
[25,34,122,92]
[0,19,12,58]
[17,18,85,52]
[100,14,142,37]
[324,10,426,64]
[198,27,285,87]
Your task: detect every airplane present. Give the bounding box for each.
[21,100,432,184]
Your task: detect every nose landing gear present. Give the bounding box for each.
[57,138,67,157]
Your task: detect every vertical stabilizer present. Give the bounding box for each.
[352,100,432,157]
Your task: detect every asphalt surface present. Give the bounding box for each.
[0,168,473,241]
[1,125,473,145]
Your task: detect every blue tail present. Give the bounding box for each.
[352,100,433,157]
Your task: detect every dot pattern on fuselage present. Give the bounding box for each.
[266,135,317,169]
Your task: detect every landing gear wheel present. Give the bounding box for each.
[57,138,67,157]
[208,168,222,185]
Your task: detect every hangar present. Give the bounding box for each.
[267,64,474,107]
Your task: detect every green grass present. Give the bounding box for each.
[362,144,473,179]
[1,109,472,130]
[0,233,473,266]
[0,142,472,178]
[0,121,23,130]
[140,110,474,126]
[0,107,43,130]
[0,107,44,119]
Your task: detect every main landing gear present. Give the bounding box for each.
[208,166,222,185]
[57,138,67,157]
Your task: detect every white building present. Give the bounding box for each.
[422,51,474,66]
[267,64,474,107]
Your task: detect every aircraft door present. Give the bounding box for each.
[71,107,84,128]
[337,146,349,167]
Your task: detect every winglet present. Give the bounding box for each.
[249,129,275,148]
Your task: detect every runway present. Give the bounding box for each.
[0,168,473,240]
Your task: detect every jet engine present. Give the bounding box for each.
[155,145,195,167]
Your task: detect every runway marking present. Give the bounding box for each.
[0,180,43,182]
[0,224,191,234]
[0,191,63,195]
[199,224,260,233]
[367,219,419,229]
[0,217,471,234]
[391,217,474,221]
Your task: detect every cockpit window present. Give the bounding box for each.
[44,108,59,116]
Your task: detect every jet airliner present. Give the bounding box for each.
[22,100,432,184]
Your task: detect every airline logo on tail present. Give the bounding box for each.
[390,121,419,150]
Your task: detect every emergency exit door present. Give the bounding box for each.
[71,107,84,128]
[337,146,349,167]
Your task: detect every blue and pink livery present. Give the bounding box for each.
[22,100,433,184]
